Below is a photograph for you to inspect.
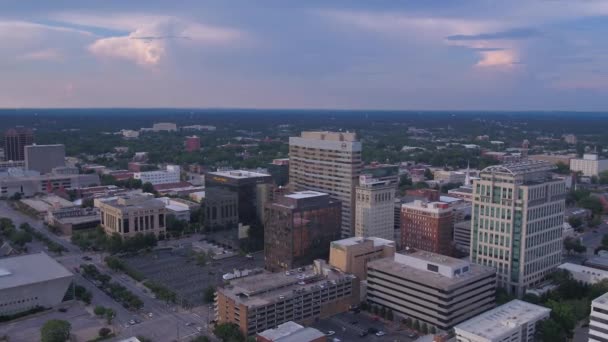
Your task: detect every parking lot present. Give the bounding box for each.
[312,312,418,342]
[121,248,263,307]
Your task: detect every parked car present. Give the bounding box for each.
[326,331,335,336]
[376,331,386,337]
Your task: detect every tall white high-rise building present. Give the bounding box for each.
[590,292,608,342]
[289,131,362,237]
[355,175,395,241]
[470,160,566,297]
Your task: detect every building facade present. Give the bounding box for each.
[591,292,608,342]
[96,194,167,238]
[24,144,66,174]
[134,165,180,185]
[366,251,496,331]
[267,158,289,187]
[470,161,566,297]
[206,170,273,226]
[185,136,201,152]
[329,237,395,280]
[454,300,550,342]
[401,201,453,255]
[215,260,359,336]
[204,187,239,229]
[453,220,472,253]
[4,127,34,161]
[570,153,608,177]
[289,131,362,237]
[264,191,341,272]
[0,170,100,198]
[0,253,73,316]
[355,175,395,241]
[45,206,100,235]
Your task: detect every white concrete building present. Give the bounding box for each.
[433,170,466,184]
[454,299,550,342]
[151,122,177,132]
[120,130,140,139]
[134,165,180,185]
[558,263,608,285]
[0,253,73,315]
[590,292,608,342]
[158,197,191,221]
[470,161,566,297]
[289,131,362,237]
[355,175,395,241]
[570,153,608,177]
[367,251,496,331]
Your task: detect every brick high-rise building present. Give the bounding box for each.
[401,200,453,255]
[289,131,362,237]
[185,136,201,152]
[4,127,34,161]
[264,191,341,272]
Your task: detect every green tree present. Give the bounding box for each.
[9,230,32,247]
[386,309,394,321]
[10,192,22,201]
[213,323,245,342]
[98,327,111,338]
[579,196,603,216]
[191,337,210,342]
[40,319,71,342]
[568,216,583,229]
[142,182,156,194]
[105,308,115,324]
[421,322,428,334]
[413,320,420,331]
[93,306,106,316]
[600,170,608,185]
[423,168,434,180]
[536,318,567,342]
[204,286,215,303]
[546,300,576,337]
[555,162,570,175]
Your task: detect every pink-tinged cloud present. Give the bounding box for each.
[20,48,63,61]
[475,50,518,67]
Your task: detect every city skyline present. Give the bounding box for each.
[2,0,608,110]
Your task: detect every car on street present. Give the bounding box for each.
[326,331,335,336]
[376,331,386,336]
[185,322,194,326]
[129,319,136,325]
[148,312,153,317]
[82,256,92,261]
[197,327,203,332]
[332,338,341,342]
[406,331,418,338]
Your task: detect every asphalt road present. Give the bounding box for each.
[0,200,214,341]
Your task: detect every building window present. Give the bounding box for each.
[427,264,439,272]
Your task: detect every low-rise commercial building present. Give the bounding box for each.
[158,197,199,221]
[0,169,99,198]
[134,165,180,185]
[591,292,608,342]
[570,153,608,177]
[434,170,466,184]
[454,300,550,342]
[557,263,608,285]
[329,237,395,280]
[95,193,166,238]
[0,253,73,316]
[45,206,100,235]
[264,191,341,272]
[256,321,326,342]
[216,260,359,336]
[366,251,496,331]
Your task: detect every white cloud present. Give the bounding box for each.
[475,50,518,67]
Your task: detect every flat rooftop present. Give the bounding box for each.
[332,236,395,248]
[207,170,270,179]
[257,321,325,341]
[368,251,494,290]
[455,300,550,339]
[593,292,608,306]
[0,252,73,290]
[221,263,354,307]
[284,190,327,200]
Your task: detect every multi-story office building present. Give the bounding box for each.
[355,175,395,241]
[433,170,466,184]
[329,237,395,280]
[24,144,66,174]
[204,187,239,229]
[367,251,496,331]
[206,170,273,226]
[0,253,73,316]
[267,158,289,186]
[95,193,167,238]
[264,191,341,272]
[0,160,25,172]
[454,300,550,342]
[45,206,100,235]
[215,260,359,336]
[401,200,453,255]
[453,220,472,253]
[134,165,180,185]
[4,127,34,161]
[470,161,566,297]
[185,136,201,152]
[361,163,399,185]
[289,131,362,237]
[570,153,608,177]
[591,292,608,342]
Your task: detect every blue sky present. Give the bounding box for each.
[1,0,608,110]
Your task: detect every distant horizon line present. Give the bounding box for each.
[0,107,607,113]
